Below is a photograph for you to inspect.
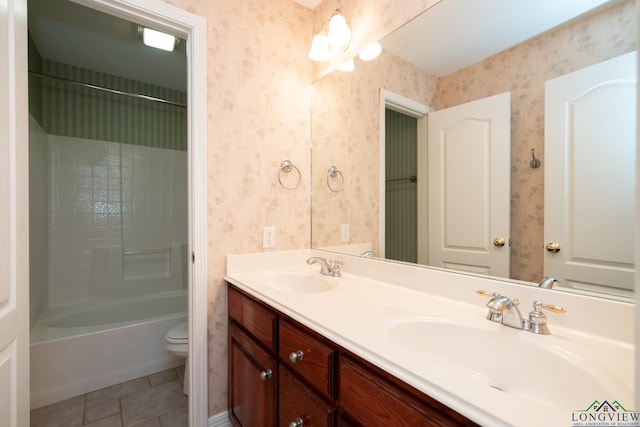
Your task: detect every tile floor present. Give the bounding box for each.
[30,366,188,427]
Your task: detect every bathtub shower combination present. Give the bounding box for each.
[29,119,189,409]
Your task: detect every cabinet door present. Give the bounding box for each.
[229,323,277,427]
[279,366,335,427]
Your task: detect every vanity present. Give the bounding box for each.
[225,250,635,427]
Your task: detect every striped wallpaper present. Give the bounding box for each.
[385,108,418,263]
[40,60,187,151]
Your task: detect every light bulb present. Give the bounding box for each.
[337,58,355,72]
[308,34,330,62]
[359,42,382,61]
[142,27,176,52]
[327,13,351,49]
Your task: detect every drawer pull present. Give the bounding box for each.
[259,369,273,380]
[289,350,304,363]
[289,418,304,427]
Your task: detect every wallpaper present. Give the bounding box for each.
[161,0,437,416]
[311,49,438,254]
[40,59,187,151]
[436,0,636,281]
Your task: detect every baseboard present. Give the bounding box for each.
[208,411,232,427]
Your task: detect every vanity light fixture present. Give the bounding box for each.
[308,33,330,61]
[358,42,382,61]
[140,26,178,52]
[308,9,351,63]
[327,10,351,49]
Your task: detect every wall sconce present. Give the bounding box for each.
[308,9,351,63]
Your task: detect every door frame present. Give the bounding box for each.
[67,0,208,424]
[379,89,431,260]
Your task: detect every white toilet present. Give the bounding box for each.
[165,321,189,395]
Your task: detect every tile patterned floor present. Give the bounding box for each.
[30,366,188,427]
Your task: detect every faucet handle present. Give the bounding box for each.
[528,300,565,335]
[534,301,566,314]
[476,289,499,297]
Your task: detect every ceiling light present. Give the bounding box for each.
[337,58,355,72]
[142,27,177,52]
[308,34,330,62]
[359,43,382,61]
[327,11,351,49]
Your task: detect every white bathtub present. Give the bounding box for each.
[30,291,187,409]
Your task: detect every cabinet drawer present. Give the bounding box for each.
[279,366,335,427]
[279,320,335,398]
[339,355,476,426]
[228,285,277,351]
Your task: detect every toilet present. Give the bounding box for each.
[165,321,189,395]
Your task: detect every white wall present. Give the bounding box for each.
[46,134,188,307]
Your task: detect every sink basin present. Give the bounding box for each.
[264,273,335,294]
[385,316,625,408]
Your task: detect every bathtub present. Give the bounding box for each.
[30,291,187,409]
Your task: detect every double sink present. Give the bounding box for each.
[227,257,634,426]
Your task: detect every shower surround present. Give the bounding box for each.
[29,116,188,408]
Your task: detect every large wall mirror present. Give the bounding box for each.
[310,0,636,300]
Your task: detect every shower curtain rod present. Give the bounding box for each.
[28,71,187,109]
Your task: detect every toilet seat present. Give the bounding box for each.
[165,322,188,344]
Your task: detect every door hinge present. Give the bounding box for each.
[192,252,195,263]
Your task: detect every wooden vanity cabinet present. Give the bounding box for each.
[339,353,477,427]
[227,283,476,427]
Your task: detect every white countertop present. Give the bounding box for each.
[226,249,635,427]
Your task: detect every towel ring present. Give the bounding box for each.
[278,160,301,190]
[327,165,344,192]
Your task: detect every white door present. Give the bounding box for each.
[544,51,636,295]
[428,92,511,277]
[0,0,30,425]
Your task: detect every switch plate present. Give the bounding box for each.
[341,224,350,242]
[263,226,276,248]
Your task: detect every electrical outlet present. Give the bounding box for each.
[341,224,350,242]
[263,226,276,248]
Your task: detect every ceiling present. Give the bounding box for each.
[380,0,615,77]
[294,0,321,10]
[28,0,187,92]
[28,0,614,92]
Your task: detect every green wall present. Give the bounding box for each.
[40,60,187,151]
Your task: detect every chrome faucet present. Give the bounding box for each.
[477,290,566,335]
[306,257,341,277]
[485,294,526,329]
[538,277,559,289]
[360,250,375,258]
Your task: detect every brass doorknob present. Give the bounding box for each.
[493,237,506,247]
[545,242,561,253]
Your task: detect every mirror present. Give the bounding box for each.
[310,0,636,299]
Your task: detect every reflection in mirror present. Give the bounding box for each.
[310,0,636,299]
